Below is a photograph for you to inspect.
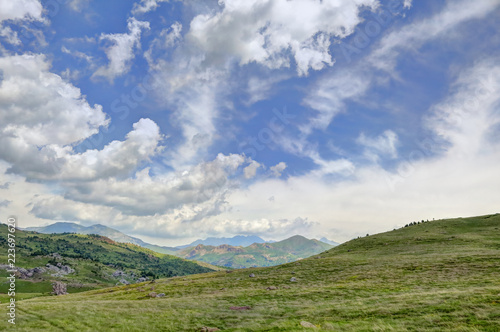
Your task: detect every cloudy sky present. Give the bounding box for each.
[0,0,499,245]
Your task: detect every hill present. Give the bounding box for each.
[25,222,180,255]
[176,235,333,268]
[0,225,214,301]
[176,235,269,248]
[3,213,499,331]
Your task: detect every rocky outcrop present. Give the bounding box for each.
[46,263,75,277]
[52,281,68,295]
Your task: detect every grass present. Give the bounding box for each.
[1,214,499,331]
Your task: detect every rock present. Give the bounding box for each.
[229,306,252,310]
[291,271,296,274]
[136,277,147,283]
[290,277,297,282]
[225,270,233,273]
[119,279,129,285]
[61,265,75,274]
[282,285,291,289]
[112,270,125,277]
[300,321,317,328]
[148,292,157,298]
[266,286,278,290]
[249,273,255,278]
[56,262,62,268]
[33,267,45,273]
[200,327,220,332]
[52,281,68,295]
[157,293,165,297]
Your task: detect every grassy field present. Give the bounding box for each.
[1,214,499,331]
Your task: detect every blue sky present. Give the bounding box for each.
[1,0,499,245]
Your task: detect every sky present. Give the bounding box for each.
[0,0,499,246]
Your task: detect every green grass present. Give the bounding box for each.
[1,214,499,331]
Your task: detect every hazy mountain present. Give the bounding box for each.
[177,235,333,268]
[25,222,179,255]
[319,237,340,246]
[177,235,269,248]
[0,223,214,290]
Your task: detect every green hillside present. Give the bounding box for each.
[0,225,214,301]
[1,214,499,331]
[177,235,334,268]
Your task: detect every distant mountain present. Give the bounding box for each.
[0,223,215,295]
[319,237,340,246]
[176,235,333,268]
[177,235,269,248]
[25,222,179,255]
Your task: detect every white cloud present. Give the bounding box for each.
[403,0,412,9]
[244,160,261,179]
[0,0,43,22]
[0,54,108,147]
[302,66,371,133]
[0,26,21,45]
[188,0,378,75]
[369,0,500,72]
[68,0,90,12]
[270,162,287,177]
[132,0,169,15]
[53,153,246,216]
[357,130,399,161]
[425,58,500,157]
[219,59,500,242]
[92,18,150,82]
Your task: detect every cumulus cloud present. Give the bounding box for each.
[270,162,287,177]
[0,54,164,181]
[244,160,261,179]
[132,0,169,15]
[188,0,378,75]
[52,153,246,216]
[0,0,43,22]
[0,54,108,146]
[93,18,150,82]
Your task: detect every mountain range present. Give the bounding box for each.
[176,235,334,268]
[24,222,338,268]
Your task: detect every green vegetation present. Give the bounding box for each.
[177,235,334,268]
[0,225,214,301]
[1,214,499,331]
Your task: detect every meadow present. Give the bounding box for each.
[1,214,499,331]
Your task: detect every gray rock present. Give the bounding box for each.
[119,279,129,285]
[52,281,68,295]
[300,321,317,328]
[112,270,126,277]
[136,277,147,283]
[266,286,278,290]
[290,277,297,282]
[157,293,165,297]
[249,273,255,278]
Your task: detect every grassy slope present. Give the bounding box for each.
[1,214,499,331]
[178,235,334,268]
[0,226,215,301]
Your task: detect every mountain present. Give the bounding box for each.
[6,213,499,331]
[176,235,269,248]
[0,224,215,297]
[176,235,334,268]
[319,237,340,246]
[25,222,180,255]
